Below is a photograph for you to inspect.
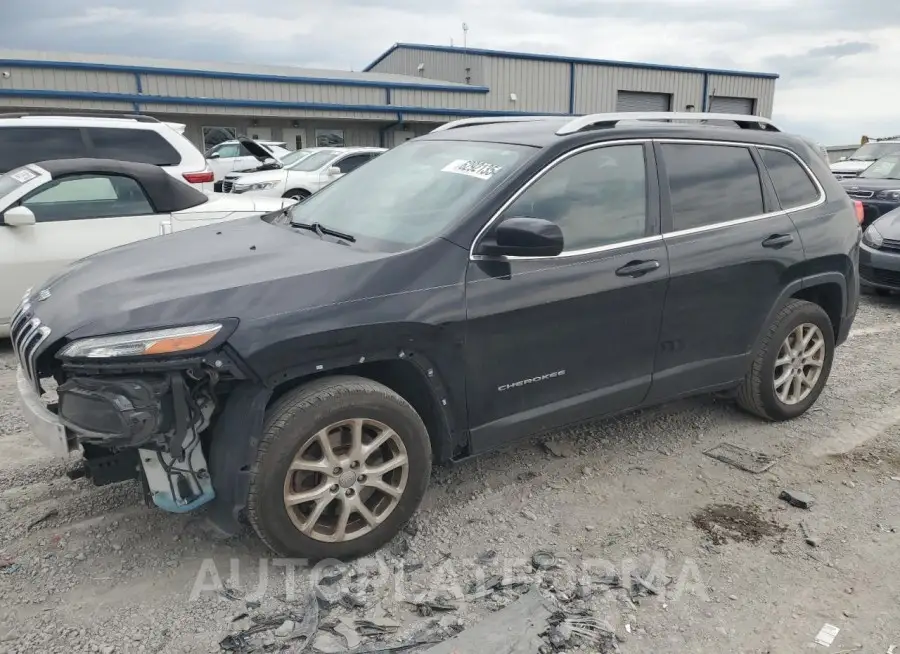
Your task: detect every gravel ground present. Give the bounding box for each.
[1,293,900,653]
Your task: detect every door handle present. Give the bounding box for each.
[762,233,794,248]
[615,259,660,277]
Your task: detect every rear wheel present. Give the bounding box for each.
[736,299,834,421]
[247,376,431,560]
[283,189,311,202]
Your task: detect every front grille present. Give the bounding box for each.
[846,189,874,199]
[221,180,234,193]
[883,238,900,254]
[835,172,860,180]
[10,300,51,393]
[861,264,900,287]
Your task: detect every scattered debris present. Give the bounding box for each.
[704,442,777,473]
[355,618,400,637]
[548,613,617,651]
[406,597,458,617]
[542,440,576,458]
[814,623,840,647]
[0,563,21,575]
[219,590,318,653]
[517,470,539,481]
[799,521,819,547]
[692,503,786,545]
[779,489,815,510]
[389,538,410,557]
[476,549,497,564]
[27,508,59,530]
[402,520,419,537]
[423,587,552,654]
[891,477,900,483]
[631,573,660,596]
[521,509,538,522]
[218,586,243,602]
[531,550,559,571]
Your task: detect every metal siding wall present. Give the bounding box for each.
[574,65,703,114]
[368,49,484,86]
[388,88,486,110]
[707,74,775,117]
[138,103,396,120]
[141,75,384,106]
[482,57,569,113]
[0,66,137,93]
[0,97,135,111]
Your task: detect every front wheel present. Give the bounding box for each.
[247,376,431,560]
[736,299,835,421]
[283,189,311,203]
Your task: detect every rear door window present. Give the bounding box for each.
[86,128,182,166]
[0,127,87,173]
[22,174,155,222]
[335,154,373,174]
[759,148,821,209]
[661,143,764,231]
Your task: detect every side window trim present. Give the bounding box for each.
[654,138,827,239]
[469,138,661,261]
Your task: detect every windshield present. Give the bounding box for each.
[278,148,316,167]
[289,150,340,171]
[849,142,900,161]
[0,165,43,199]
[287,140,533,250]
[860,154,900,180]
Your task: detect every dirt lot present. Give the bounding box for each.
[1,294,899,653]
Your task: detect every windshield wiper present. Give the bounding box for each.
[292,221,356,243]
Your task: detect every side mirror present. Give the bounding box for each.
[477,217,564,258]
[263,157,276,166]
[327,166,341,176]
[209,152,221,159]
[839,156,847,161]
[4,206,36,226]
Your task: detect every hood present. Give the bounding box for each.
[30,217,388,342]
[873,207,900,238]
[831,160,872,174]
[182,193,291,217]
[239,137,279,163]
[840,177,900,192]
[224,168,288,184]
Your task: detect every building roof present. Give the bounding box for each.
[0,48,489,93]
[364,43,780,80]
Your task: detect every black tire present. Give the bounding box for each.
[247,375,431,560]
[875,288,891,297]
[283,189,311,202]
[736,299,835,421]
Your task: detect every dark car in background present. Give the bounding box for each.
[841,153,900,227]
[860,207,900,296]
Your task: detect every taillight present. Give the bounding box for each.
[183,170,214,184]
[853,200,864,224]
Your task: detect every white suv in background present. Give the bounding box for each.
[0,113,214,190]
[205,137,291,181]
[222,146,386,201]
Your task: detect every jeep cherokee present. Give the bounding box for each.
[13,111,861,560]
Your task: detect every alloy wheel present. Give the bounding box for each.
[773,323,826,405]
[282,418,409,542]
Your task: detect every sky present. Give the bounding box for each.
[3,0,895,145]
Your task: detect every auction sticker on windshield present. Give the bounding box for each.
[442,159,503,180]
[10,168,37,184]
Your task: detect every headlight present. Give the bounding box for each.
[875,189,900,201]
[234,181,277,192]
[863,224,884,249]
[59,323,223,359]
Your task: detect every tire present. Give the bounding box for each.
[736,299,835,421]
[247,375,431,560]
[283,189,311,202]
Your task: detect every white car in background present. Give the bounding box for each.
[0,112,215,191]
[830,140,900,179]
[0,158,294,335]
[206,137,291,181]
[222,146,386,201]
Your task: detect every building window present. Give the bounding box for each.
[202,126,237,153]
[316,129,345,147]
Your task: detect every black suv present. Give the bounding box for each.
[13,112,860,559]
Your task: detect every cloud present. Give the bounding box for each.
[2,0,898,144]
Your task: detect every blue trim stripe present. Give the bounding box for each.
[0,88,568,118]
[0,58,490,94]
[364,43,780,80]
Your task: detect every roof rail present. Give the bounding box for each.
[556,112,780,136]
[431,116,557,133]
[0,112,160,123]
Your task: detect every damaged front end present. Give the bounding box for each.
[14,306,247,516]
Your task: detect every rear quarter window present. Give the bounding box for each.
[86,128,182,166]
[0,127,87,173]
[759,148,821,209]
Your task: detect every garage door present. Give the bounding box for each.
[709,96,755,114]
[616,91,671,112]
